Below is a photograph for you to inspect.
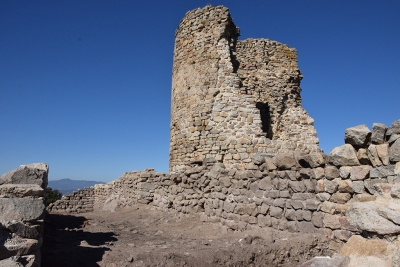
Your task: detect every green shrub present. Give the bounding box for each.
[45,187,62,206]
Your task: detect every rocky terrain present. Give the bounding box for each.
[42,204,331,267]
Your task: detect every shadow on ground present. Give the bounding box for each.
[41,213,117,267]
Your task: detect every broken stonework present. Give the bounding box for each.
[0,164,47,266]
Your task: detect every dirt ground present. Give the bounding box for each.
[42,204,331,267]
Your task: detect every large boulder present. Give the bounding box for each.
[0,163,48,189]
[371,123,388,144]
[346,202,400,235]
[329,144,360,167]
[344,124,371,148]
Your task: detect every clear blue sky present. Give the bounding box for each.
[1,0,399,182]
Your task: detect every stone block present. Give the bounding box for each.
[329,144,360,167]
[325,166,340,180]
[305,199,320,211]
[269,206,283,219]
[376,144,390,165]
[311,212,324,228]
[0,198,45,224]
[344,124,371,148]
[356,148,371,165]
[323,214,342,229]
[324,179,339,194]
[387,119,400,136]
[285,209,296,221]
[0,184,44,198]
[288,181,305,192]
[316,193,331,202]
[364,179,388,194]
[272,198,286,208]
[371,123,388,144]
[390,139,400,162]
[311,167,324,179]
[303,179,316,193]
[291,200,304,210]
[274,153,296,170]
[367,144,383,167]
[0,163,48,189]
[333,230,352,241]
[330,192,351,204]
[350,165,371,180]
[297,221,315,233]
[338,180,354,193]
[370,165,395,178]
[339,166,352,179]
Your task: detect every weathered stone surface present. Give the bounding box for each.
[356,148,371,165]
[352,181,365,194]
[376,206,400,225]
[346,202,400,234]
[371,123,388,144]
[329,192,350,204]
[0,184,44,198]
[297,152,325,168]
[0,257,24,267]
[325,166,339,180]
[339,166,351,179]
[376,144,389,165]
[274,153,296,170]
[391,183,400,199]
[0,230,40,260]
[0,163,48,189]
[349,165,371,181]
[389,138,400,162]
[367,145,383,167]
[329,144,360,167]
[323,214,341,229]
[5,221,39,239]
[338,180,353,193]
[387,119,400,136]
[364,179,388,194]
[0,198,45,224]
[340,235,389,262]
[370,165,395,178]
[344,124,371,148]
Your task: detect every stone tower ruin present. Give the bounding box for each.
[170,5,320,172]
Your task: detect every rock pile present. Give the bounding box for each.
[0,163,48,267]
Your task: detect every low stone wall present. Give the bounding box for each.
[47,187,95,213]
[50,120,400,253]
[0,163,49,267]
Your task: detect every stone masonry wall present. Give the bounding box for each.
[0,163,49,267]
[47,187,95,213]
[170,5,319,172]
[50,119,400,253]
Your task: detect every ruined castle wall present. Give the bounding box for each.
[49,119,400,251]
[170,6,319,172]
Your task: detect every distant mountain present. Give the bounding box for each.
[48,178,106,195]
